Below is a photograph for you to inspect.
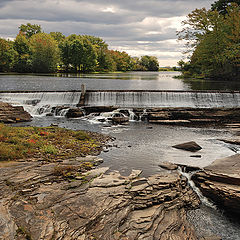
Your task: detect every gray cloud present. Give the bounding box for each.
[0,0,213,66]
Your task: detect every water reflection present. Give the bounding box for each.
[1,72,240,91]
[183,77,240,91]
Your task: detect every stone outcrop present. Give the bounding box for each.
[173,141,202,152]
[0,158,200,240]
[0,102,32,123]
[192,154,240,215]
[69,107,240,126]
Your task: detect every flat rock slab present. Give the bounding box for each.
[159,161,178,170]
[172,141,202,152]
[0,159,200,240]
[192,154,240,214]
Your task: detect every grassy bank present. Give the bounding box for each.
[0,124,109,161]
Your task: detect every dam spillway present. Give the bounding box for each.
[1,90,240,115]
[84,90,240,108]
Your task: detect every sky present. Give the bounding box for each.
[0,0,213,66]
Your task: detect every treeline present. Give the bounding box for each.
[178,0,240,80]
[0,23,159,73]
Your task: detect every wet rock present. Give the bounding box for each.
[173,141,202,152]
[0,159,200,240]
[190,155,202,158]
[159,162,178,170]
[219,137,240,145]
[0,102,32,123]
[192,154,240,214]
[66,108,84,118]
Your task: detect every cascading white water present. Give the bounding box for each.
[0,92,81,116]
[178,167,216,209]
[1,91,240,118]
[85,91,240,108]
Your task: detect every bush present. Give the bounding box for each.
[41,144,58,155]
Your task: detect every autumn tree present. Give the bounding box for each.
[30,33,60,73]
[108,50,133,71]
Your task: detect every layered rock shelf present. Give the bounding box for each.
[0,157,201,240]
[192,154,240,215]
[0,102,32,123]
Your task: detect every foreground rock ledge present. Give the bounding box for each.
[0,102,32,123]
[0,159,200,240]
[192,154,240,215]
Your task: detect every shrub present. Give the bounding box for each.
[41,144,58,155]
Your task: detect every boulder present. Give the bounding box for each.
[192,154,240,214]
[0,102,31,123]
[172,141,202,152]
[65,108,84,118]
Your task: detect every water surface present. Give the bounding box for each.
[1,72,240,91]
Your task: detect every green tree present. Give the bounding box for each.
[59,36,97,72]
[13,33,32,72]
[83,35,113,72]
[178,4,240,79]
[0,38,17,72]
[19,23,42,39]
[140,55,159,71]
[30,33,59,73]
[50,32,66,43]
[211,0,240,15]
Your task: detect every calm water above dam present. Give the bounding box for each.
[1,71,240,91]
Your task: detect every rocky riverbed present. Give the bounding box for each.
[1,102,240,239]
[0,157,203,240]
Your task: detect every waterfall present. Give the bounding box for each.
[85,91,240,108]
[1,91,240,116]
[0,92,81,116]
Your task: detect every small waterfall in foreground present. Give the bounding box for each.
[0,92,81,116]
[85,91,240,108]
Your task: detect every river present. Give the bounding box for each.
[1,72,240,239]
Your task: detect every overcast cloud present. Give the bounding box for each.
[0,0,213,66]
